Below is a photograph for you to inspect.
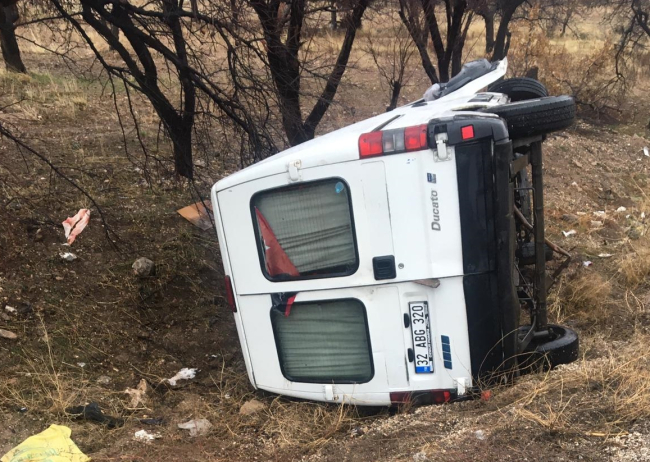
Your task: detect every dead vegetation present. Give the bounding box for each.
[1,5,650,462]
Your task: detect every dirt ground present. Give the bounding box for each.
[2,49,650,462]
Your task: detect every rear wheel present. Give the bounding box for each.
[488,77,548,101]
[518,324,579,373]
[483,95,576,139]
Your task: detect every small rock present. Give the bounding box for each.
[239,399,266,416]
[413,452,428,462]
[475,429,486,440]
[561,213,579,224]
[0,313,9,321]
[96,375,112,385]
[0,328,18,340]
[132,257,155,277]
[60,252,77,262]
[591,220,603,228]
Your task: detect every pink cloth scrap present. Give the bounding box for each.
[62,209,90,244]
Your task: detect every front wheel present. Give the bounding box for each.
[483,96,576,139]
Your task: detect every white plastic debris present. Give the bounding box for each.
[644,146,649,157]
[4,305,16,313]
[76,362,86,368]
[598,253,613,258]
[583,261,593,267]
[474,429,486,441]
[616,206,627,213]
[60,252,77,262]
[593,211,606,217]
[642,212,647,219]
[177,418,213,437]
[134,429,161,442]
[571,181,579,187]
[167,368,197,386]
[124,379,148,408]
[562,230,577,237]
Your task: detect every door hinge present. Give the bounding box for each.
[434,133,452,162]
[288,159,302,182]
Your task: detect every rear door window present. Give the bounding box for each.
[270,299,373,383]
[251,179,358,281]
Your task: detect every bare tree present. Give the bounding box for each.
[364,8,417,111]
[398,0,472,83]
[0,0,26,73]
[250,0,370,145]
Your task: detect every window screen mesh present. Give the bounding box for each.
[253,179,357,279]
[271,299,373,383]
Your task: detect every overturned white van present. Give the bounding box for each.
[211,59,579,406]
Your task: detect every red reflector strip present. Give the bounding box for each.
[404,124,428,151]
[389,389,452,405]
[461,125,474,140]
[359,131,383,158]
[224,275,236,312]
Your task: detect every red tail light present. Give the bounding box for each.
[390,389,452,405]
[224,275,236,312]
[359,124,429,158]
[358,131,383,158]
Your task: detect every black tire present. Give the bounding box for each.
[518,324,579,372]
[483,95,576,139]
[488,77,548,101]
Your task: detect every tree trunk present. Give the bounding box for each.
[387,81,401,111]
[483,12,494,54]
[0,5,25,73]
[330,0,337,30]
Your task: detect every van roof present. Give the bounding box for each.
[214,60,508,192]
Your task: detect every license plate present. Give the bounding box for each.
[409,302,434,373]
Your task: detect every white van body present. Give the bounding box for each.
[212,60,513,405]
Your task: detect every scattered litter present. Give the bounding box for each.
[642,212,646,219]
[598,253,613,258]
[132,257,155,277]
[0,424,89,462]
[561,213,579,224]
[240,399,266,416]
[177,201,213,231]
[140,417,164,426]
[17,407,27,413]
[644,146,649,157]
[124,379,148,408]
[166,367,197,386]
[412,451,428,462]
[576,211,587,216]
[60,252,78,262]
[96,375,112,385]
[571,181,579,187]
[62,209,90,245]
[134,429,161,442]
[474,429,486,441]
[562,230,577,237]
[0,329,17,340]
[591,220,603,228]
[65,402,124,428]
[178,418,213,437]
[616,206,627,213]
[583,261,593,267]
[4,305,16,313]
[480,390,492,401]
[593,211,606,217]
[76,362,86,368]
[224,393,231,399]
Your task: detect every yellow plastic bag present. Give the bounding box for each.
[1,424,90,462]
